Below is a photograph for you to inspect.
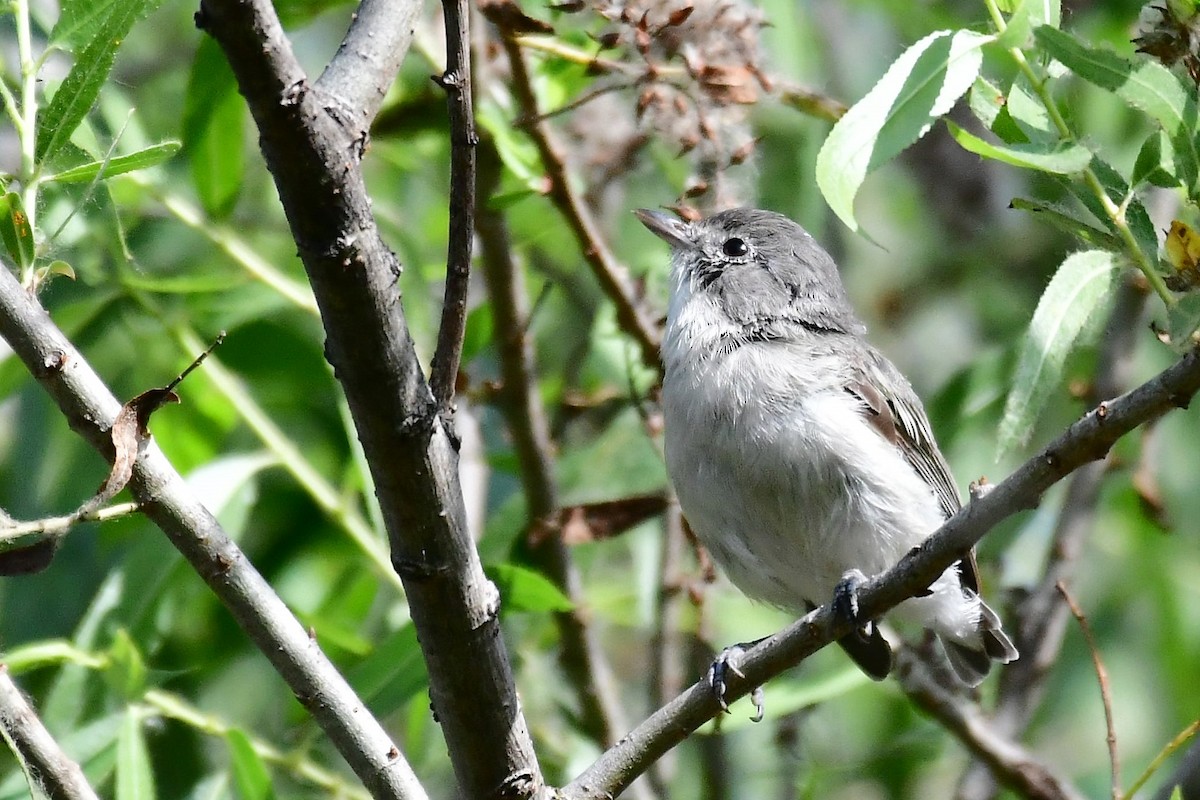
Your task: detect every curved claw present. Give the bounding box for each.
[833,568,869,625]
[707,643,766,721]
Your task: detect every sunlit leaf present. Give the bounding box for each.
[46,142,181,184]
[997,250,1121,456]
[816,29,992,232]
[37,0,163,161]
[485,562,574,613]
[946,120,1091,173]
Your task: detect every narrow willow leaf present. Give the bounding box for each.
[1006,78,1054,143]
[997,250,1121,457]
[0,193,35,270]
[1009,198,1122,249]
[116,710,156,800]
[36,0,160,161]
[46,142,180,183]
[946,121,1092,173]
[225,729,273,800]
[51,0,153,49]
[1132,130,1181,189]
[183,39,245,218]
[996,0,1034,48]
[1030,0,1061,28]
[1034,25,1199,191]
[485,562,574,613]
[347,624,428,717]
[968,75,1006,130]
[817,29,992,232]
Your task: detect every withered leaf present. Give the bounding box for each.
[666,6,695,26]
[699,64,759,105]
[557,494,669,544]
[77,388,179,517]
[477,0,554,35]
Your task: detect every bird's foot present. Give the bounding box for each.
[707,641,766,722]
[833,568,869,626]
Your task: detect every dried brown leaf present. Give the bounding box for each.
[477,0,555,35]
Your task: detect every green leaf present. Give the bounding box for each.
[183,39,246,218]
[116,710,156,800]
[46,142,181,183]
[0,192,36,270]
[225,729,274,800]
[968,76,1006,130]
[946,120,1091,173]
[1034,25,1200,191]
[37,0,162,162]
[997,250,1121,457]
[1166,291,1200,346]
[816,29,992,232]
[1132,130,1182,189]
[486,562,574,613]
[105,629,147,700]
[1009,198,1122,249]
[51,0,151,48]
[461,303,494,364]
[996,0,1034,48]
[1005,78,1055,143]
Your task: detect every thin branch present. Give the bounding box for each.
[0,665,99,800]
[896,647,1085,800]
[315,0,419,122]
[429,0,478,415]
[1057,582,1120,800]
[482,6,663,374]
[1143,720,1200,799]
[1,501,138,548]
[0,260,425,800]
[563,346,1200,799]
[196,0,544,794]
[476,146,628,751]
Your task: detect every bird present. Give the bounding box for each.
[635,206,1018,710]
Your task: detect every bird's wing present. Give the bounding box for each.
[845,353,982,594]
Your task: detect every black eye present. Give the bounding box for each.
[722,237,748,257]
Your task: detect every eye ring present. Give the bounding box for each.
[722,237,748,258]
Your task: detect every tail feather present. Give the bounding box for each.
[943,597,1019,687]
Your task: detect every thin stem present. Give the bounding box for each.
[1057,582,1120,800]
[428,0,477,414]
[1124,719,1200,799]
[983,0,1175,307]
[13,0,39,285]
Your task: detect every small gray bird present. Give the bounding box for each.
[636,207,1017,697]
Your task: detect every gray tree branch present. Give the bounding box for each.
[0,665,99,800]
[563,345,1200,799]
[195,0,543,795]
[0,255,425,800]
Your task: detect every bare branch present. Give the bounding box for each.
[429,0,478,415]
[896,648,1085,800]
[563,345,1200,799]
[0,264,425,800]
[481,5,663,374]
[196,0,543,794]
[1057,582,1120,800]
[0,665,99,800]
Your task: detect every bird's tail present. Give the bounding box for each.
[942,598,1019,687]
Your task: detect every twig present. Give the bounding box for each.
[0,501,138,545]
[1138,720,1200,799]
[483,7,663,374]
[0,241,426,800]
[1057,582,1120,800]
[562,345,1200,799]
[429,0,477,416]
[897,647,1085,800]
[0,665,100,800]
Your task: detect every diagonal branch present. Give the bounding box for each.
[0,252,424,800]
[563,346,1200,799]
[196,0,543,796]
[0,665,99,800]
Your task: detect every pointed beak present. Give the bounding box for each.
[634,209,695,250]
